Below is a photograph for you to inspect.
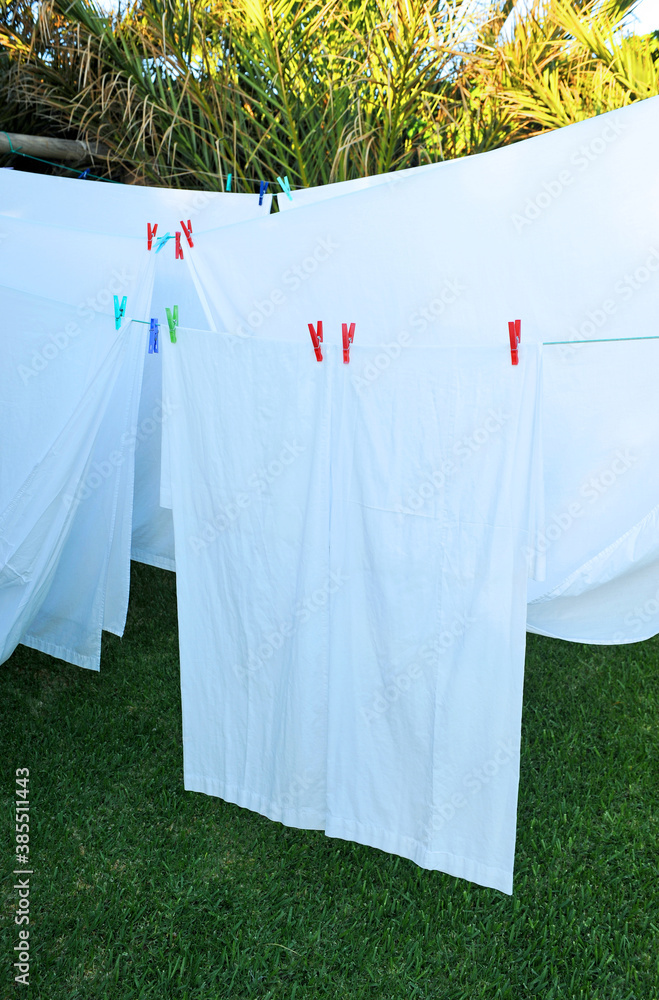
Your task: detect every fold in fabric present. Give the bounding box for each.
[0,313,143,667]
[526,338,659,642]
[0,169,269,577]
[0,211,154,668]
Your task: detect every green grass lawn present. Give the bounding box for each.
[1,561,658,999]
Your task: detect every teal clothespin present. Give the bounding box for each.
[166,306,179,344]
[113,295,127,330]
[226,173,232,192]
[155,232,172,254]
[277,175,292,201]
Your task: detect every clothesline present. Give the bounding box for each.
[1,132,292,199]
[1,131,120,183]
[544,334,659,345]
[127,319,659,347]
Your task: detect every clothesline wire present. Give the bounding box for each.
[1,133,277,200]
[544,335,659,345]
[2,135,659,342]
[1,132,121,184]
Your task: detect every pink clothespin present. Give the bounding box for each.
[342,323,355,364]
[508,319,521,365]
[175,232,184,260]
[308,321,323,362]
[147,223,158,250]
[180,220,194,248]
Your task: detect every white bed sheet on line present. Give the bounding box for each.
[0,169,270,578]
[163,327,543,894]
[0,212,154,669]
[275,96,659,644]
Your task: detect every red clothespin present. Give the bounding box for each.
[147,223,158,251]
[308,321,323,362]
[508,319,521,365]
[342,323,355,364]
[175,231,184,260]
[180,220,194,248]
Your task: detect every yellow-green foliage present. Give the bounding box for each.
[0,0,657,187]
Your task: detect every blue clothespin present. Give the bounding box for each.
[148,318,159,354]
[113,295,127,330]
[155,232,172,254]
[78,168,91,179]
[259,181,269,206]
[166,306,178,344]
[226,173,232,192]
[277,175,292,201]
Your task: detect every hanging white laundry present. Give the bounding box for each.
[163,326,543,894]
[274,96,659,644]
[133,193,270,569]
[0,169,270,578]
[525,339,659,643]
[0,212,154,668]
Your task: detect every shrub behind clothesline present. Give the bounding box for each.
[0,0,657,188]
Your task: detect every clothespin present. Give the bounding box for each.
[175,232,184,260]
[259,181,269,206]
[342,322,355,364]
[78,168,91,180]
[155,232,171,254]
[226,173,232,192]
[114,295,127,331]
[308,321,323,362]
[148,318,159,355]
[277,175,292,201]
[166,306,179,343]
[180,220,194,248]
[147,223,158,251]
[508,319,521,366]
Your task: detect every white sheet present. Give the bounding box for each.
[164,327,543,894]
[274,96,659,644]
[0,169,270,577]
[0,212,154,668]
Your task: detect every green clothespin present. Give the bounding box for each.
[113,295,127,330]
[226,173,232,192]
[166,306,179,344]
[277,175,292,201]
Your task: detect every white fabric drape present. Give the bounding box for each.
[276,95,659,644]
[0,212,154,668]
[0,169,269,576]
[164,329,543,894]
[3,95,659,891]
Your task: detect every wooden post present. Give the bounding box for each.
[0,132,109,163]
